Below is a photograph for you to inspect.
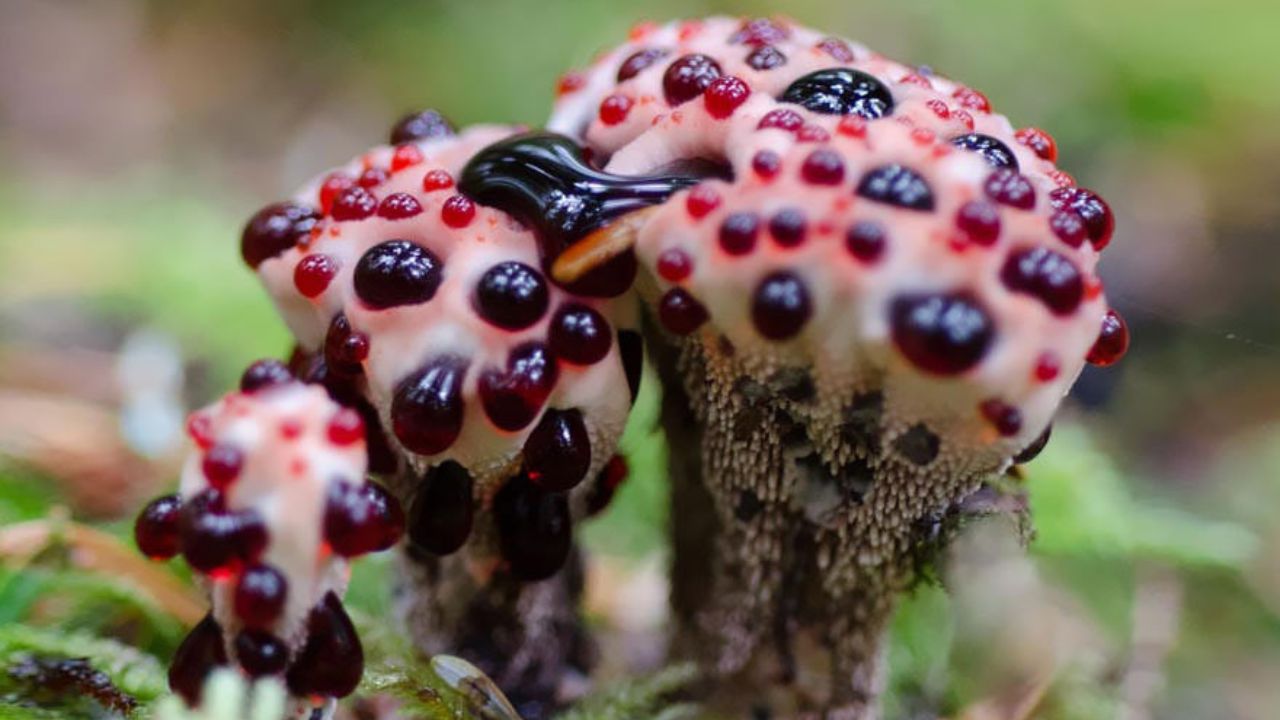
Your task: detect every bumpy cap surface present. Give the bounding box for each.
[552,15,1124,467]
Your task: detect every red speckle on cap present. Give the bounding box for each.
[979,399,1022,437]
[629,20,658,40]
[910,127,937,145]
[758,108,804,132]
[837,116,867,137]
[557,71,586,96]
[281,419,303,440]
[678,20,703,41]
[294,254,337,298]
[599,94,634,125]
[422,169,454,192]
[357,167,389,189]
[1015,128,1057,162]
[816,37,855,63]
[899,73,933,89]
[187,414,214,449]
[441,195,476,228]
[953,109,975,131]
[391,144,423,172]
[925,99,950,119]
[686,185,721,218]
[704,76,751,119]
[657,248,693,282]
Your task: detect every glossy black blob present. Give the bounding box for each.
[458,132,700,291]
[617,330,643,404]
[493,473,572,582]
[893,424,940,466]
[474,261,549,330]
[1013,424,1052,464]
[856,164,935,211]
[950,133,1020,170]
[241,203,320,269]
[286,592,364,699]
[408,461,474,555]
[549,303,612,364]
[239,359,293,393]
[354,240,443,309]
[324,480,404,556]
[752,271,812,341]
[178,490,267,573]
[523,409,591,491]
[169,613,228,704]
[234,630,289,677]
[389,109,455,145]
[391,356,469,455]
[478,342,559,431]
[779,68,895,118]
[890,292,994,375]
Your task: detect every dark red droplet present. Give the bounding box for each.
[391,356,469,455]
[353,240,443,310]
[169,613,227,704]
[890,292,995,375]
[599,94,633,125]
[617,330,643,403]
[1000,246,1084,315]
[357,166,389,189]
[389,109,456,145]
[758,108,804,132]
[746,45,787,71]
[391,144,423,172]
[293,254,337,298]
[377,192,424,220]
[800,148,846,185]
[845,220,887,263]
[979,399,1023,436]
[617,48,669,82]
[286,593,363,699]
[548,303,612,365]
[704,75,751,119]
[719,212,760,255]
[728,17,790,46]
[796,124,830,143]
[493,473,572,582]
[135,494,183,560]
[686,184,721,218]
[752,271,811,341]
[656,247,693,282]
[241,203,320,269]
[327,407,365,446]
[955,200,1002,246]
[586,455,629,516]
[473,261,549,331]
[1049,210,1087,248]
[658,288,709,336]
[662,54,723,105]
[1049,187,1114,249]
[324,314,369,378]
[816,37,856,63]
[524,409,591,491]
[319,173,355,214]
[234,630,288,678]
[856,164,934,210]
[239,359,293,393]
[407,461,474,556]
[331,186,378,221]
[324,480,404,557]
[202,444,243,490]
[1086,309,1129,366]
[234,564,288,628]
[984,168,1036,210]
[752,149,782,179]
[478,343,559,431]
[768,208,808,247]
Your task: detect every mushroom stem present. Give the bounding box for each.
[550,207,656,285]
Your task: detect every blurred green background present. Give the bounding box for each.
[1,1,1279,718]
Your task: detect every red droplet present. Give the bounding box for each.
[327,408,365,445]
[658,288,709,335]
[657,248,693,282]
[686,184,721,218]
[796,124,830,143]
[294,254,337,298]
[1086,309,1129,366]
[422,169,455,192]
[377,192,424,220]
[925,99,950,119]
[703,75,751,119]
[979,399,1023,436]
[202,444,243,489]
[800,148,845,185]
[441,194,476,228]
[952,86,992,113]
[954,200,1002,246]
[599,94,634,125]
[899,73,933,89]
[187,413,214,449]
[1015,127,1057,162]
[816,37,855,63]
[752,149,781,179]
[953,109,975,131]
[319,173,354,214]
[1034,352,1061,381]
[357,166,389,189]
[391,144,424,172]
[556,71,586,96]
[331,186,378,221]
[280,418,304,440]
[837,115,867,137]
[758,108,804,132]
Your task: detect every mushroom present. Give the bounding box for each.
[542,15,1127,716]
[134,373,401,718]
